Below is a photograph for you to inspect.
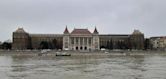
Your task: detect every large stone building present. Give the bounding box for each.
[63,27,100,51]
[12,27,145,50]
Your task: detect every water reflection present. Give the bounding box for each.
[0,55,166,79]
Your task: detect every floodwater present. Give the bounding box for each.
[0,54,166,79]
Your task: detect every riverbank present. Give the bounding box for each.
[0,50,166,57]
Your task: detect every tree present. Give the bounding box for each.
[1,42,12,49]
[105,40,113,50]
[110,40,113,49]
[40,41,49,49]
[52,39,57,49]
[48,42,53,49]
[0,44,2,49]
[144,39,150,50]
[106,41,109,49]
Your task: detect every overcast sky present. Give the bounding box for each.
[0,0,166,42]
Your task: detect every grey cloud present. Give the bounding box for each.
[0,0,166,41]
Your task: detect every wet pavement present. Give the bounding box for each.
[0,54,166,79]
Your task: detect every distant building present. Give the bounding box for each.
[150,36,166,50]
[144,38,151,50]
[0,41,2,45]
[12,27,145,50]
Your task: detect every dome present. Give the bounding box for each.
[14,28,26,33]
[132,30,143,35]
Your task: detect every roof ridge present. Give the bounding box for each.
[71,28,91,34]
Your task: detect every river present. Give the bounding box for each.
[0,54,166,79]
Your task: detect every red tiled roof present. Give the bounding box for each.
[71,29,92,34]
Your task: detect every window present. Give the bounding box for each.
[65,38,68,42]
[89,38,91,45]
[84,38,87,45]
[65,42,68,48]
[95,38,98,41]
[80,38,83,45]
[71,38,74,44]
[95,42,98,49]
[76,38,78,44]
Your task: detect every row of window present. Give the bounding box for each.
[70,37,92,45]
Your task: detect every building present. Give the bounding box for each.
[144,38,151,50]
[12,28,63,50]
[12,27,145,50]
[99,30,144,50]
[63,27,99,51]
[150,36,166,50]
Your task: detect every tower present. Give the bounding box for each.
[12,27,31,50]
[130,30,144,50]
[63,26,70,50]
[92,27,100,50]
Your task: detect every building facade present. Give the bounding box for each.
[63,27,100,51]
[150,36,166,50]
[12,28,63,50]
[12,27,145,50]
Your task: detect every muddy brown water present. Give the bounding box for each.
[0,53,166,79]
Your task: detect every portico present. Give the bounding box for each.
[70,36,92,50]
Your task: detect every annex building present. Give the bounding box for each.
[12,27,144,50]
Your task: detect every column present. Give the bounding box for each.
[83,37,84,50]
[85,37,87,50]
[87,37,89,50]
[78,37,80,50]
[74,37,76,50]
[91,37,93,50]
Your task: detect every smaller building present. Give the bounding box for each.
[150,36,166,50]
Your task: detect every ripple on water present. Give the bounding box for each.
[0,55,166,79]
